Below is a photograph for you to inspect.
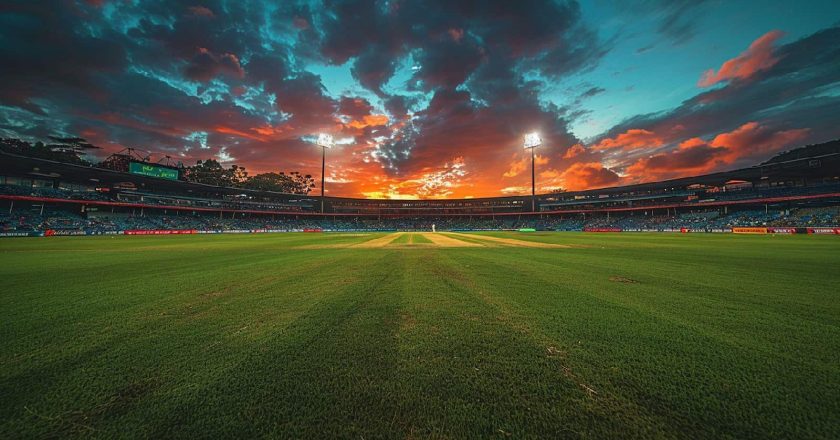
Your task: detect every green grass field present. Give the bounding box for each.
[1,232,839,438]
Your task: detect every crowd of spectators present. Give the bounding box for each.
[3,180,839,234]
[770,206,840,227]
[2,206,838,234]
[0,184,109,201]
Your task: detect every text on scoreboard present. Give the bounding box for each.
[128,162,180,180]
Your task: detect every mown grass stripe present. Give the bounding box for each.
[1,233,838,438]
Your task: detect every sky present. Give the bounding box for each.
[1,0,839,199]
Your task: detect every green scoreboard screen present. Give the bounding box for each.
[129,162,180,180]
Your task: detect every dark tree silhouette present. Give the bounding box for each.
[242,171,315,194]
[0,136,97,165]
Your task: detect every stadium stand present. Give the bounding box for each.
[2,206,838,235]
[2,141,839,235]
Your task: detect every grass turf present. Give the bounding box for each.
[1,232,838,438]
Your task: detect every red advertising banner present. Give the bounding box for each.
[303,228,323,233]
[732,227,768,234]
[807,228,840,235]
[583,227,622,232]
[124,229,196,235]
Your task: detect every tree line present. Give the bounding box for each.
[0,137,315,195]
[182,159,315,194]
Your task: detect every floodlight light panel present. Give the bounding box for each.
[316,133,335,148]
[523,132,542,149]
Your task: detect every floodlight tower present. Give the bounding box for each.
[315,133,334,213]
[523,132,542,212]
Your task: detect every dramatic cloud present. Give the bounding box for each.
[562,143,586,159]
[0,1,837,198]
[623,122,810,182]
[558,162,620,190]
[593,129,663,151]
[710,122,810,165]
[184,48,245,82]
[595,26,840,184]
[503,154,548,178]
[625,139,727,182]
[0,2,127,114]
[699,30,784,87]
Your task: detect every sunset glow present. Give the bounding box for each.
[1,1,838,198]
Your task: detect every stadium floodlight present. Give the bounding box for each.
[523,132,542,212]
[314,133,335,213]
[316,133,335,149]
[523,132,542,149]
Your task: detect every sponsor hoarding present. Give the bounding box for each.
[766,227,798,234]
[124,229,196,235]
[128,162,180,181]
[732,227,768,234]
[0,231,38,237]
[808,227,840,234]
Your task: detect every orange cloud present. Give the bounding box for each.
[698,30,784,87]
[678,137,707,149]
[623,122,810,182]
[503,157,527,177]
[559,162,620,190]
[252,125,289,137]
[503,153,548,177]
[354,157,468,199]
[346,114,389,129]
[625,142,727,182]
[563,143,586,159]
[710,121,809,161]
[593,129,663,151]
[214,125,265,141]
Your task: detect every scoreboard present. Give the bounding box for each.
[129,162,180,181]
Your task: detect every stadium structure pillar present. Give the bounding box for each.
[523,132,541,213]
[531,146,536,212]
[314,133,334,214]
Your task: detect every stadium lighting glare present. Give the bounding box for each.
[316,133,335,149]
[523,132,542,212]
[313,133,335,213]
[523,132,542,149]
